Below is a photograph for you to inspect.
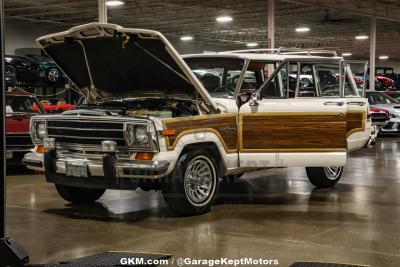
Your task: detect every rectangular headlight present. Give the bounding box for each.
[124,122,158,151]
[31,119,47,143]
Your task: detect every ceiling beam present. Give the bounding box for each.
[280,0,400,21]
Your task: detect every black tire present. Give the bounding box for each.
[162,149,220,216]
[55,184,105,204]
[306,167,343,188]
[222,173,244,183]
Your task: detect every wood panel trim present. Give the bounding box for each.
[346,110,366,137]
[162,111,365,154]
[162,114,238,153]
[238,112,347,153]
[164,128,237,153]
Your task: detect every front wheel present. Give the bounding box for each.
[306,166,343,188]
[162,149,219,216]
[55,184,105,204]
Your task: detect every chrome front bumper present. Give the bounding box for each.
[22,151,170,179]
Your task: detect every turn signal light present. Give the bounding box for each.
[162,129,176,136]
[36,145,48,154]
[135,152,154,161]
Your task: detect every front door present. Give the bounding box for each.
[238,59,348,168]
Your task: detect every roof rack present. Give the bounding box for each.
[219,47,338,57]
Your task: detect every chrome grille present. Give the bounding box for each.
[47,120,126,146]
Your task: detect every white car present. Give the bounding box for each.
[23,23,374,216]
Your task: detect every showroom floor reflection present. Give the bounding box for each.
[6,137,400,266]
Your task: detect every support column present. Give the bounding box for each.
[370,17,376,91]
[98,0,107,23]
[268,0,275,50]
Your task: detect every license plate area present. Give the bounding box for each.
[65,161,88,177]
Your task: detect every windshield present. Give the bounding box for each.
[367,92,399,104]
[6,95,42,114]
[185,57,246,98]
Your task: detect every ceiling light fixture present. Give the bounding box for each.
[342,53,352,57]
[246,43,258,47]
[180,36,193,41]
[355,35,369,40]
[216,16,233,23]
[295,27,310,33]
[106,0,125,6]
[379,55,389,60]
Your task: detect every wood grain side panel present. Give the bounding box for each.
[163,114,238,152]
[241,114,347,151]
[346,111,365,136]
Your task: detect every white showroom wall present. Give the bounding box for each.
[4,19,59,55]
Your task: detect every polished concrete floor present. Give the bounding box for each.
[5,137,400,266]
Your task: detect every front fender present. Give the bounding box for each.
[155,131,238,175]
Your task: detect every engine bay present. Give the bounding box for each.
[79,97,202,118]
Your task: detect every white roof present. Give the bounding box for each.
[183,51,343,62]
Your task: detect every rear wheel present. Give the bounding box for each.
[162,149,219,216]
[306,166,343,188]
[55,184,105,203]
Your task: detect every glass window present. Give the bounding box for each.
[367,92,399,105]
[281,63,298,98]
[184,57,246,98]
[295,64,317,97]
[259,64,287,99]
[315,64,340,97]
[240,61,277,94]
[6,95,42,114]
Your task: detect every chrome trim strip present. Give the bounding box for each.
[47,126,124,132]
[48,134,125,140]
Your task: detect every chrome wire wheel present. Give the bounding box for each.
[324,167,343,181]
[184,155,216,207]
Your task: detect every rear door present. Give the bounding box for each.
[341,60,371,151]
[238,58,348,168]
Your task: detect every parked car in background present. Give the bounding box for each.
[369,107,390,128]
[5,55,41,87]
[376,67,400,89]
[37,97,76,113]
[366,91,400,133]
[383,91,400,101]
[6,90,45,164]
[26,54,67,85]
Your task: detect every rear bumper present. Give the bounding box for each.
[22,150,170,180]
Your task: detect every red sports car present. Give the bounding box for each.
[6,91,45,164]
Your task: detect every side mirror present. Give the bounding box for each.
[249,92,260,107]
[237,92,252,108]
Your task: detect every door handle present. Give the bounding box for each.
[324,101,345,106]
[347,101,366,106]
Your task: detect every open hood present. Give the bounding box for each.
[36,23,217,110]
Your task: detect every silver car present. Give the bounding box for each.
[366,91,400,133]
